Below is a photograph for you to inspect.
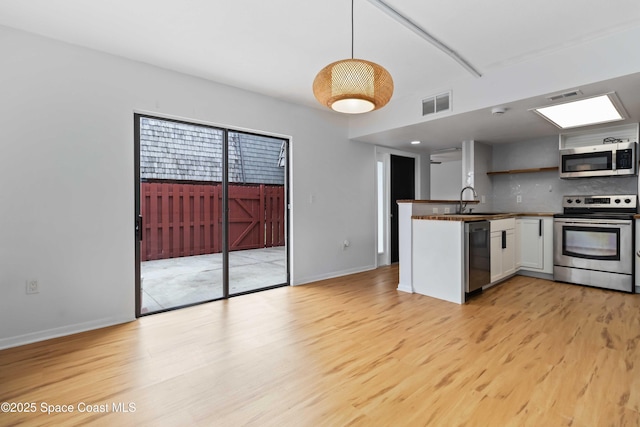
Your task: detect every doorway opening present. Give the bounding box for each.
[390,155,415,263]
[376,150,418,267]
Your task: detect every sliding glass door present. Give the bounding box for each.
[134,115,288,315]
[226,131,288,296]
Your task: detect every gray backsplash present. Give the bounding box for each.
[491,136,639,213]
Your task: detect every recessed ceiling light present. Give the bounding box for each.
[532,93,626,129]
[410,140,421,145]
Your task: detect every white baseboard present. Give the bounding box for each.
[0,316,135,350]
[292,264,376,286]
[396,283,413,293]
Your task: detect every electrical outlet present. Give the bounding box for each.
[481,195,486,204]
[444,207,450,213]
[432,207,438,213]
[516,195,522,203]
[26,280,39,294]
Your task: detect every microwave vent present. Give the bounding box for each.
[547,90,582,101]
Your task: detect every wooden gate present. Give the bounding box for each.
[141,182,285,261]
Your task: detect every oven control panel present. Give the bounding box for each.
[562,194,637,209]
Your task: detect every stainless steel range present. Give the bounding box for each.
[554,195,636,293]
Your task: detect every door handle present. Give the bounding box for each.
[136,215,143,241]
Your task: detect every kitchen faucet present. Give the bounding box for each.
[458,186,478,214]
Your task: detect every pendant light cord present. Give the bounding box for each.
[351,0,354,59]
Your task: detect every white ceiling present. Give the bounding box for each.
[1,0,640,150]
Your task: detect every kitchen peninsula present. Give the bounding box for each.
[397,200,554,304]
[396,199,479,296]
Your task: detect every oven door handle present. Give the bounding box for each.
[554,219,631,226]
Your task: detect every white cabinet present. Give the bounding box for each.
[515,220,521,269]
[490,232,502,281]
[518,218,543,269]
[517,216,553,274]
[490,218,516,283]
[412,219,466,304]
[559,123,638,149]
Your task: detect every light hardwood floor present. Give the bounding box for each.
[2,265,640,426]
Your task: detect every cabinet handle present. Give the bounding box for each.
[502,230,506,249]
[539,219,542,237]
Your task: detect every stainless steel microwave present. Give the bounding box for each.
[559,141,637,178]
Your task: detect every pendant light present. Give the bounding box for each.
[313,0,393,114]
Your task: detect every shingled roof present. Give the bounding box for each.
[140,117,285,185]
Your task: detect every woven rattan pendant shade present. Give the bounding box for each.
[313,59,393,113]
[312,0,393,114]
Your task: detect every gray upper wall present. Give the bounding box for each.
[140,117,285,185]
[491,136,638,212]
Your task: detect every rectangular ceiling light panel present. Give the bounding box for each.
[533,93,626,129]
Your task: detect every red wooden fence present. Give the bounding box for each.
[141,182,285,261]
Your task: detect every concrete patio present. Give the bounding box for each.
[141,246,287,314]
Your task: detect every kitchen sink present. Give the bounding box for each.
[464,212,503,215]
[450,212,505,216]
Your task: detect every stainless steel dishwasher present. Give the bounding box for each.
[464,221,491,293]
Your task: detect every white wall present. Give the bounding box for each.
[417,152,431,200]
[473,142,493,211]
[460,140,493,211]
[430,160,462,199]
[349,26,640,140]
[373,147,430,199]
[0,26,376,349]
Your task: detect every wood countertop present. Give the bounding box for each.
[397,199,480,204]
[413,212,557,221]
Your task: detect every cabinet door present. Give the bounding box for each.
[515,219,522,269]
[519,218,543,270]
[541,217,553,274]
[490,231,503,282]
[503,229,516,276]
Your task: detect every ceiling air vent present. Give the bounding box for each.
[546,90,582,102]
[423,91,451,116]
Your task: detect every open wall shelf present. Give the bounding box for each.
[487,166,558,176]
